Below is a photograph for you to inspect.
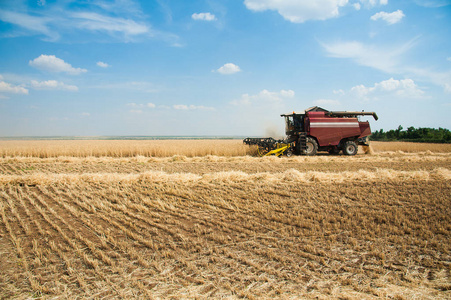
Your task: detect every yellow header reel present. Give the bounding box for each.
[257,142,294,157]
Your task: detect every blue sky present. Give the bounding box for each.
[0,0,450,137]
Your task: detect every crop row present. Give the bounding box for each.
[1,175,449,299]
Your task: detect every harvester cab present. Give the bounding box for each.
[244,106,378,157]
[283,113,305,140]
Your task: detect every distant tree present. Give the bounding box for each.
[370,126,451,143]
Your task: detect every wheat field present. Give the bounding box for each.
[1,140,451,158]
[0,140,450,299]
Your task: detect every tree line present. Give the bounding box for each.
[370,126,451,143]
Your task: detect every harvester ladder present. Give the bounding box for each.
[298,133,307,153]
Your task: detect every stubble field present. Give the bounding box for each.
[0,140,450,299]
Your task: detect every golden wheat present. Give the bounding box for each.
[370,141,451,153]
[0,140,251,158]
[0,140,449,158]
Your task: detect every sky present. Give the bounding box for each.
[0,0,450,137]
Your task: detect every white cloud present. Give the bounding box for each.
[173,104,188,110]
[192,12,216,21]
[359,0,388,7]
[30,80,78,91]
[349,78,425,100]
[29,55,87,75]
[322,38,451,92]
[97,61,110,68]
[129,109,143,114]
[244,0,349,23]
[413,0,451,8]
[231,89,295,106]
[91,0,144,15]
[81,112,90,117]
[0,9,57,40]
[71,12,149,36]
[0,81,29,94]
[127,102,157,109]
[173,104,215,111]
[217,63,241,75]
[0,0,157,43]
[280,90,295,98]
[96,81,157,93]
[447,57,451,62]
[353,3,361,10]
[403,66,451,93]
[322,39,417,73]
[371,10,405,24]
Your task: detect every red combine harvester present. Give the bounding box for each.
[243,106,378,156]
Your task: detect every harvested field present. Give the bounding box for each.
[0,141,450,299]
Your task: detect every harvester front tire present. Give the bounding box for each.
[343,140,358,156]
[305,137,318,156]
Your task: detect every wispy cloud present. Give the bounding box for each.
[127,102,156,108]
[0,0,175,43]
[173,104,215,111]
[71,12,149,37]
[322,38,451,92]
[231,89,294,106]
[29,55,87,75]
[403,66,451,93]
[31,80,78,91]
[91,0,145,16]
[0,9,57,40]
[413,0,451,8]
[94,81,158,93]
[321,38,418,73]
[359,0,388,8]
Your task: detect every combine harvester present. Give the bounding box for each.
[244,106,378,156]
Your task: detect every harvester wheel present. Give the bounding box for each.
[343,140,358,156]
[304,137,318,156]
